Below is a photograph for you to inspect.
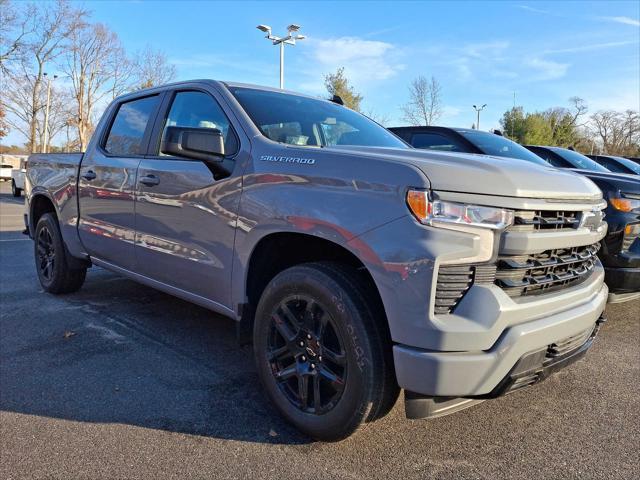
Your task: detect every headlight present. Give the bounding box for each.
[406,190,514,230]
[610,194,640,212]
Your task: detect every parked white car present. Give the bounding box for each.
[11,166,25,197]
[0,163,13,182]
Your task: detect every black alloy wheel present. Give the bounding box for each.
[267,294,347,415]
[36,224,56,282]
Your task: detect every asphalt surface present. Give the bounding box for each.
[0,181,638,480]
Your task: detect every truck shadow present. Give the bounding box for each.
[0,261,313,445]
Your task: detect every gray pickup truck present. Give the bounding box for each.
[26,80,609,440]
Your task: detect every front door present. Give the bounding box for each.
[78,94,162,269]
[134,90,241,307]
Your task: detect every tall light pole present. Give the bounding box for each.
[256,24,306,89]
[43,72,58,153]
[473,104,487,130]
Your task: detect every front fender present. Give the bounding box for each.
[230,150,429,311]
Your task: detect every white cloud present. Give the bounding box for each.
[517,5,550,14]
[544,40,638,55]
[525,58,570,80]
[599,16,640,27]
[462,41,510,59]
[303,36,405,86]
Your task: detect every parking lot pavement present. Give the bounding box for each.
[0,181,638,480]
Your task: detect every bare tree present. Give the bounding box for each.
[589,110,640,156]
[3,73,41,145]
[6,0,86,152]
[568,96,588,126]
[132,46,176,90]
[401,76,442,126]
[0,103,8,140]
[35,84,73,147]
[107,44,135,100]
[63,22,124,149]
[364,108,391,126]
[0,0,34,75]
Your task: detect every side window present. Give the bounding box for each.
[546,154,572,168]
[104,95,159,156]
[160,91,238,156]
[411,133,462,152]
[600,159,623,173]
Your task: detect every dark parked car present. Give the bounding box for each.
[389,126,548,165]
[587,154,640,175]
[523,146,639,302]
[388,127,639,303]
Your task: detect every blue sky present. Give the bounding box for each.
[6,0,640,145]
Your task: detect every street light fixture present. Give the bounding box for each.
[256,23,306,89]
[473,104,487,130]
[43,72,58,153]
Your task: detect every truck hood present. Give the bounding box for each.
[327,146,603,201]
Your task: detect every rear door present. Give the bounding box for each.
[78,94,162,269]
[134,87,244,307]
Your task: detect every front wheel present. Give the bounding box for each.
[11,180,21,197]
[34,213,86,294]
[253,262,398,441]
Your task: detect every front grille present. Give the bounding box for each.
[495,243,600,297]
[508,210,581,233]
[434,264,496,314]
[622,230,638,251]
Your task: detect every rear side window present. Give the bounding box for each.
[411,132,462,152]
[527,147,570,168]
[104,95,159,155]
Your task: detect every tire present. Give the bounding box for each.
[34,213,86,294]
[253,262,398,441]
[11,180,21,197]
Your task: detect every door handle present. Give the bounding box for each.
[82,170,97,181]
[139,174,160,187]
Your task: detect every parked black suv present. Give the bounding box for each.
[389,126,639,303]
[522,146,640,303]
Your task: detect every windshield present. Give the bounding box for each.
[611,156,640,174]
[229,87,407,149]
[553,148,610,172]
[458,130,549,165]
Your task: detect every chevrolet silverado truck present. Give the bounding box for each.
[26,81,608,441]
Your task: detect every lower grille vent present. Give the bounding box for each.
[434,264,496,314]
[546,326,595,359]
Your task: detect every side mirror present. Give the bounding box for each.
[161,126,225,162]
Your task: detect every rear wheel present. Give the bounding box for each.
[34,213,86,294]
[253,262,398,441]
[11,180,21,197]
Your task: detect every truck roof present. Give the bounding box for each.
[114,79,334,105]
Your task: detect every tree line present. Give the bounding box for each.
[0,0,176,153]
[500,99,639,157]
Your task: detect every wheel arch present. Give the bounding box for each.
[237,231,389,344]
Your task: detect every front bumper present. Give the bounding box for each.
[605,265,640,294]
[393,281,608,397]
